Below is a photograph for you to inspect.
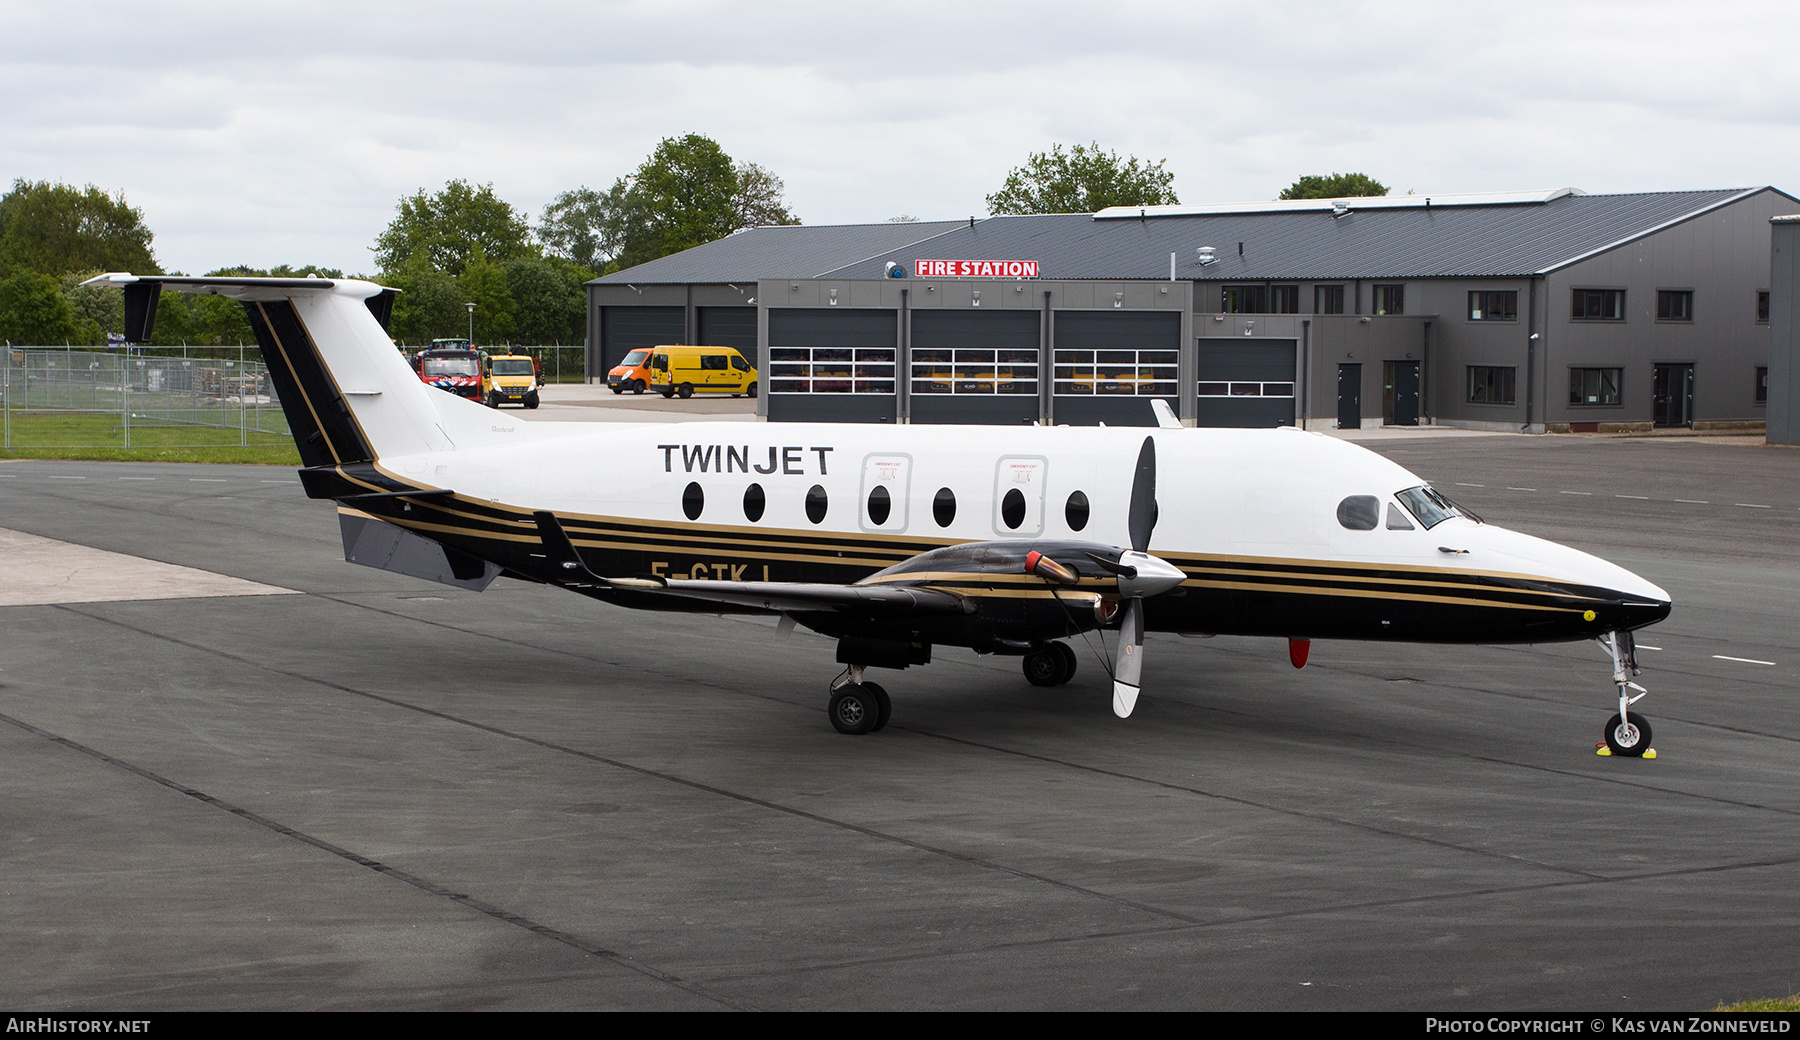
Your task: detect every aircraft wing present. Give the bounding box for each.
[608,578,973,616]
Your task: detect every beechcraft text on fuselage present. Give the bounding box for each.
[658,444,834,475]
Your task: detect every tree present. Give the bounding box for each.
[732,162,799,230]
[1279,173,1389,200]
[986,143,1178,215]
[608,134,801,271]
[372,180,532,277]
[0,179,159,278]
[386,264,469,344]
[537,186,621,272]
[505,255,590,344]
[0,270,81,344]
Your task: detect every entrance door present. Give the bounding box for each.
[1383,361,1420,426]
[1337,364,1362,430]
[1653,363,1694,427]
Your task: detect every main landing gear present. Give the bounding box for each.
[1599,630,1654,758]
[828,665,891,735]
[1022,641,1079,687]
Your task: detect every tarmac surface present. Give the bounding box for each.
[1,425,1798,1010]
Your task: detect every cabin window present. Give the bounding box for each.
[1385,503,1415,530]
[933,487,956,527]
[805,484,829,524]
[867,485,892,526]
[682,482,704,521]
[742,483,765,522]
[1336,495,1380,531]
[1001,488,1027,530]
[1065,490,1090,532]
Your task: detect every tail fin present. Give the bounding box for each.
[83,274,470,468]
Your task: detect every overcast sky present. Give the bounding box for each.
[3,0,1795,276]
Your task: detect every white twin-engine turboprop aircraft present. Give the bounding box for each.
[85,273,1672,752]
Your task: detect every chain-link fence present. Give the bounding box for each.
[2,349,290,449]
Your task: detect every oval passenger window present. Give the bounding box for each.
[805,484,829,524]
[867,485,891,526]
[1001,488,1026,530]
[1336,495,1379,531]
[742,483,765,522]
[933,487,956,527]
[682,482,704,521]
[1065,490,1090,531]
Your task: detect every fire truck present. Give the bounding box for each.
[410,339,483,401]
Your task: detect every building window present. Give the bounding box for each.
[1657,290,1693,322]
[1572,289,1625,321]
[1315,285,1344,314]
[768,347,895,394]
[1467,366,1516,404]
[1222,285,1266,313]
[911,348,1038,396]
[1758,291,1771,324]
[1569,367,1623,406]
[1468,291,1517,321]
[1197,380,1295,398]
[1373,284,1404,315]
[1055,349,1178,397]
[1757,366,1768,404]
[1270,285,1300,314]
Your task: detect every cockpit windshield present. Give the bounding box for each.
[1395,485,1481,529]
[621,350,650,366]
[492,359,534,375]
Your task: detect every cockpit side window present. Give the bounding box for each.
[1395,485,1478,529]
[1385,502,1415,530]
[1336,495,1380,531]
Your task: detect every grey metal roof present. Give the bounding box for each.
[589,220,967,285]
[598,188,1797,286]
[822,189,1785,281]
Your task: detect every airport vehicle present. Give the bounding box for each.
[482,351,541,409]
[85,273,1672,752]
[411,342,483,401]
[645,345,757,399]
[607,349,654,394]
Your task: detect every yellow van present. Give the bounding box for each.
[646,345,758,399]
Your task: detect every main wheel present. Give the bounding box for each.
[632,379,645,395]
[1604,711,1652,757]
[524,392,539,410]
[1054,640,1078,682]
[829,685,880,735]
[866,682,892,732]
[1023,647,1070,687]
[486,391,501,409]
[677,383,694,399]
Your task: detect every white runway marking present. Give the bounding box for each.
[0,527,299,606]
[1616,494,1649,499]
[1455,482,1485,487]
[189,478,228,483]
[118,477,156,481]
[1506,487,1536,492]
[46,475,85,480]
[1713,655,1776,666]
[1734,503,1772,509]
[1559,490,1591,495]
[1674,499,1708,504]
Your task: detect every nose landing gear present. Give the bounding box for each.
[1598,631,1654,757]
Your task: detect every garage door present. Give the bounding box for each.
[766,308,898,424]
[698,307,757,353]
[1050,311,1180,427]
[1194,338,1297,428]
[601,306,684,370]
[909,310,1041,426]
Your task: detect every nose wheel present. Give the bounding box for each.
[828,666,891,734]
[1598,631,1653,758]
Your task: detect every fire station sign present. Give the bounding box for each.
[913,260,1040,279]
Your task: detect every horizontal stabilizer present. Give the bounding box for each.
[339,512,500,591]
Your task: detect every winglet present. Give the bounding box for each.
[1151,399,1182,430]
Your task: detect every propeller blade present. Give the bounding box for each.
[1128,436,1157,553]
[1112,597,1145,718]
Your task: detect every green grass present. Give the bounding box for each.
[1,411,301,465]
[1715,995,1800,1011]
